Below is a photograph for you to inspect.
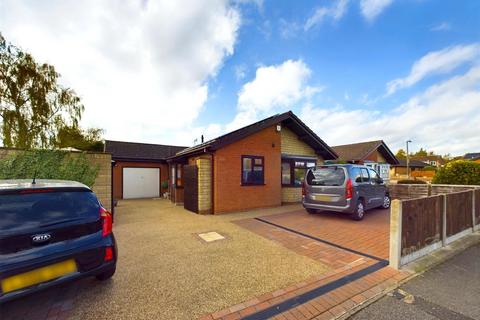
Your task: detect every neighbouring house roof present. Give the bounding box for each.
[464,152,480,160]
[170,111,338,161]
[331,140,399,165]
[411,155,445,164]
[105,140,187,162]
[393,159,428,168]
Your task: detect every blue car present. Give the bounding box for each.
[0,179,117,303]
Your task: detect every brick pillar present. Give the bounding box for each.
[197,158,212,214]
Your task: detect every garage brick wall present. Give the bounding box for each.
[0,148,112,211]
[213,125,282,214]
[280,127,324,203]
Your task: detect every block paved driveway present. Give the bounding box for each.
[256,208,391,261]
[201,208,411,320]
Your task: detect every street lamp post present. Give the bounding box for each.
[406,140,412,179]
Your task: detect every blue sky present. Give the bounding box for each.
[1,0,479,155]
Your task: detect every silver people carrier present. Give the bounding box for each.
[302,164,390,220]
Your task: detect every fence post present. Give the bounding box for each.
[389,199,402,269]
[442,194,447,246]
[473,190,477,232]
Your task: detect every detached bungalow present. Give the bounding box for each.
[331,140,399,181]
[390,159,428,177]
[167,111,337,214]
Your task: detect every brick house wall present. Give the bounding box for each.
[280,127,324,203]
[112,161,168,200]
[0,148,112,211]
[213,125,282,214]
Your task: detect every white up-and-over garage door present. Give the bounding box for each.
[122,168,160,199]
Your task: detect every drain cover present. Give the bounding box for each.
[198,231,225,243]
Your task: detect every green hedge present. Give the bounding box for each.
[432,160,480,185]
[0,150,99,187]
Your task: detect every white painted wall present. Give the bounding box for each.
[123,167,160,199]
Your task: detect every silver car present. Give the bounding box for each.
[302,164,391,220]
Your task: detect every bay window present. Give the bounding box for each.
[282,158,316,187]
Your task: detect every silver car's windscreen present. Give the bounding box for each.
[306,167,346,186]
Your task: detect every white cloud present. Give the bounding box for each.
[304,0,349,31]
[0,0,241,145]
[359,0,393,22]
[233,64,248,81]
[279,19,301,39]
[430,22,452,32]
[227,59,317,131]
[386,43,480,95]
[302,66,480,155]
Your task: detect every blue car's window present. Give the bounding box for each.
[0,191,100,232]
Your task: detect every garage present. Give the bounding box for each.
[105,140,187,201]
[122,167,160,199]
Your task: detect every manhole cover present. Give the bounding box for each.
[198,231,225,243]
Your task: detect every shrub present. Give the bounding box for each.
[397,179,427,184]
[161,181,168,189]
[0,150,99,187]
[432,160,480,185]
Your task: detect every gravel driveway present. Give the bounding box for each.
[2,199,329,320]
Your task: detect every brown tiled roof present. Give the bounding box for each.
[171,111,338,161]
[332,140,399,165]
[394,159,428,168]
[411,155,445,164]
[105,140,187,161]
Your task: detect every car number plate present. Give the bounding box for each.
[313,195,332,202]
[1,259,77,294]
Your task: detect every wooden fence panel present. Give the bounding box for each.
[446,191,473,237]
[389,184,429,200]
[431,185,474,196]
[475,189,480,226]
[401,195,443,256]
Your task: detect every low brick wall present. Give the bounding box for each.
[85,152,112,211]
[0,148,112,211]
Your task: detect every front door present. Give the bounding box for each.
[183,165,198,213]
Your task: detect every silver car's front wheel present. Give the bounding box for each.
[352,201,365,221]
[382,195,391,209]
